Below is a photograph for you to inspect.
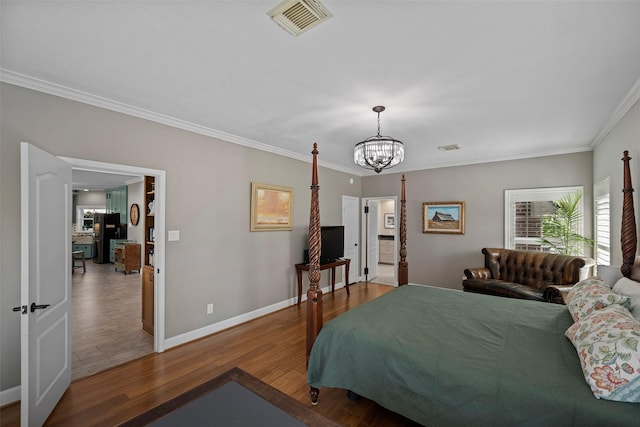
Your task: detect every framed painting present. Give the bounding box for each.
[422,201,465,234]
[250,182,293,231]
[384,213,395,229]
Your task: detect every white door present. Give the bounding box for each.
[342,196,359,284]
[20,143,72,426]
[365,201,379,280]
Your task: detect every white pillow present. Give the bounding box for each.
[613,277,640,321]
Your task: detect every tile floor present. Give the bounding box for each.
[371,263,395,286]
[72,260,153,380]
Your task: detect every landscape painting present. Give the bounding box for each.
[250,182,293,231]
[422,201,465,234]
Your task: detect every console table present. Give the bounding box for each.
[295,258,351,304]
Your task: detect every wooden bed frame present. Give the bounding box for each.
[305,146,638,404]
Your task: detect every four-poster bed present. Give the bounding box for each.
[305,147,640,425]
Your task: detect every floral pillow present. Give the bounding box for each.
[565,277,630,322]
[565,303,640,402]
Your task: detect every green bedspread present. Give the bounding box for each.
[307,285,640,426]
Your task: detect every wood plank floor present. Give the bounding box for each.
[1,282,422,427]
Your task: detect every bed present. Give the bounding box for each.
[303,147,640,426]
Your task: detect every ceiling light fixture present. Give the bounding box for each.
[354,106,405,173]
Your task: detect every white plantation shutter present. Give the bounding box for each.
[504,186,584,251]
[594,178,611,265]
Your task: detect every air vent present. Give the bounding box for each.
[438,144,460,151]
[268,0,332,36]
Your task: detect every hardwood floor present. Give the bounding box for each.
[1,282,421,427]
[72,260,152,380]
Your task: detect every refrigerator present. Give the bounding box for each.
[93,213,121,263]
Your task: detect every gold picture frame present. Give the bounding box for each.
[422,201,465,234]
[250,182,293,231]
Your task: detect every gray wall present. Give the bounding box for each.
[362,152,594,289]
[593,98,640,267]
[0,82,361,392]
[1,80,636,396]
[127,180,145,253]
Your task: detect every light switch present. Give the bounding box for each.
[168,230,180,241]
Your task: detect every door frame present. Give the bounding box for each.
[360,196,398,286]
[60,156,166,352]
[342,195,360,284]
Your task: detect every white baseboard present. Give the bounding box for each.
[1,282,345,404]
[165,282,343,350]
[0,384,20,406]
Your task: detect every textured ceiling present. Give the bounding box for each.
[2,1,640,176]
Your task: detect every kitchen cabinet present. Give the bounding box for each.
[109,239,126,263]
[72,243,93,259]
[106,186,128,225]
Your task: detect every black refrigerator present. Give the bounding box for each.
[93,213,120,263]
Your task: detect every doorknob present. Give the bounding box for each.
[30,303,51,313]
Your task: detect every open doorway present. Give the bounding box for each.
[71,170,151,379]
[361,196,397,286]
[65,158,166,379]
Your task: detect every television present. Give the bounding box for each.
[320,225,344,263]
[303,226,345,264]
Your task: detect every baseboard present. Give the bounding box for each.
[164,282,343,350]
[2,282,346,404]
[0,384,20,406]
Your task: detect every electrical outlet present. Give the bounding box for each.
[207,303,213,314]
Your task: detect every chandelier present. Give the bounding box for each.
[354,106,405,173]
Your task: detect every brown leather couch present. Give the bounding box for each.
[462,248,586,303]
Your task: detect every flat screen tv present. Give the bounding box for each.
[320,225,344,263]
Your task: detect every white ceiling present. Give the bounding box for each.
[71,169,141,192]
[2,1,640,176]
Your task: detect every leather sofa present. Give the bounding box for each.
[463,248,586,303]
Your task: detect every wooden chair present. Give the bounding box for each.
[72,250,86,274]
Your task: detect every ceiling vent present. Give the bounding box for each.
[268,0,332,36]
[438,144,460,152]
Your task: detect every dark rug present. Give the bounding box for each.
[119,367,339,426]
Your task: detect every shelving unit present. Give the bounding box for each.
[142,176,155,336]
[144,176,155,267]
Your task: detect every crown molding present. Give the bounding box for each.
[591,75,640,147]
[3,68,609,177]
[0,69,359,176]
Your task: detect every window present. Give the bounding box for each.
[594,178,611,265]
[76,206,106,232]
[504,186,585,252]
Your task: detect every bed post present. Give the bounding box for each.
[307,143,322,404]
[621,150,637,278]
[398,174,408,286]
[306,144,323,357]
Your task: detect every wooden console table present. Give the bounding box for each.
[295,258,351,304]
